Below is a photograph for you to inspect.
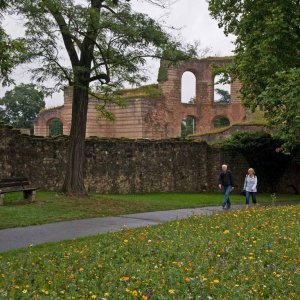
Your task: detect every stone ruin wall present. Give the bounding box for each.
[156,57,246,137]
[34,57,247,139]
[1,123,299,194]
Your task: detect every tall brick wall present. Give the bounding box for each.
[34,57,247,139]
[1,123,299,194]
[157,57,246,135]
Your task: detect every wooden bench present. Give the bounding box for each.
[0,177,37,205]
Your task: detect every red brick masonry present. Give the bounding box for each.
[34,57,246,139]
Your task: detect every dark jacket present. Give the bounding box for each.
[219,171,234,187]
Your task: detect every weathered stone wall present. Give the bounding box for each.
[1,123,298,194]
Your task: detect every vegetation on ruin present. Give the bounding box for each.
[117,84,162,99]
[1,205,299,299]
[0,191,299,229]
[190,110,268,139]
[208,0,300,152]
[157,62,168,83]
[40,105,64,113]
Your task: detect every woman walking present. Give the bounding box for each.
[243,168,257,208]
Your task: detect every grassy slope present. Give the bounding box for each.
[0,205,299,299]
[0,191,299,229]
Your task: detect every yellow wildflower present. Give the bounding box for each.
[120,276,130,282]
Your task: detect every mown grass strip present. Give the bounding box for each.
[0,205,299,299]
[0,191,299,229]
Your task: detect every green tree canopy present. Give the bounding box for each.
[0,83,45,128]
[5,0,196,195]
[0,1,27,85]
[208,0,300,151]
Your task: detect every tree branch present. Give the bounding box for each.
[80,0,103,68]
[101,5,117,14]
[89,73,109,83]
[43,0,79,66]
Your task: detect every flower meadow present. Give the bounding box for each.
[0,205,299,299]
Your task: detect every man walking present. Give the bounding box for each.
[218,164,235,209]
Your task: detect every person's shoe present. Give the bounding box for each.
[222,204,226,209]
[227,204,231,210]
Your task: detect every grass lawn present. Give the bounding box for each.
[0,205,299,299]
[0,191,299,229]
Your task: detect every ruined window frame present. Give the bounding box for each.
[181,71,197,104]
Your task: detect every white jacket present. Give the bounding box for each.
[243,175,257,192]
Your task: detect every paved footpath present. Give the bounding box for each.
[0,202,298,253]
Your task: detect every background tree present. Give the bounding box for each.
[8,0,196,195]
[214,88,230,104]
[0,83,45,129]
[208,0,300,151]
[0,1,26,85]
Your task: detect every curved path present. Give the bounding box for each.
[0,202,298,253]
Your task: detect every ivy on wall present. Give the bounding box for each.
[157,63,168,83]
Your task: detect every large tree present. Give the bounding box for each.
[208,0,300,151]
[8,0,195,195]
[0,83,45,129]
[0,0,26,85]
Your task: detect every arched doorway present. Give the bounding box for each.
[181,116,196,137]
[48,118,63,136]
[213,116,230,128]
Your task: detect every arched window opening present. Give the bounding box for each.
[214,74,231,104]
[181,71,196,104]
[181,116,196,137]
[213,116,230,128]
[48,118,63,136]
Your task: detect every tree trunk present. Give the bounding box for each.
[62,84,89,195]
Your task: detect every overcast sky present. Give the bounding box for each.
[0,0,235,107]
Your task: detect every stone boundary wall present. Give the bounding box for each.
[1,123,299,194]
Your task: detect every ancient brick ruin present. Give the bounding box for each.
[34,57,247,139]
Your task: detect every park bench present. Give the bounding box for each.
[0,177,37,205]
